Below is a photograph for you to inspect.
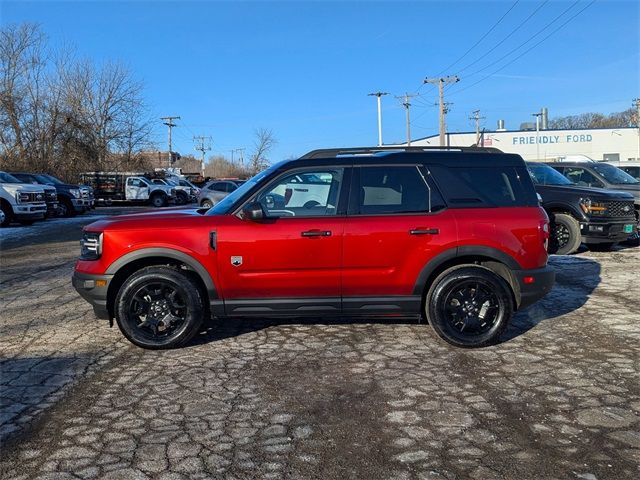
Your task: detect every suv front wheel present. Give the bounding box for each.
[425,265,513,348]
[115,266,204,349]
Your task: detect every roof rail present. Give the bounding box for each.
[299,145,503,159]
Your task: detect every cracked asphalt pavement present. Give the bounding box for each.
[1,210,639,480]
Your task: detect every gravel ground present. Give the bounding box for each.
[0,211,639,480]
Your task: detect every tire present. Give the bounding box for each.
[58,197,77,218]
[588,242,616,252]
[175,191,188,206]
[425,265,513,348]
[115,266,204,349]
[150,193,167,208]
[0,203,12,227]
[201,199,213,209]
[549,213,581,255]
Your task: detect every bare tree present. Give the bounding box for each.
[0,22,154,180]
[549,108,636,130]
[249,128,276,175]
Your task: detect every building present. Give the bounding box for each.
[408,125,640,162]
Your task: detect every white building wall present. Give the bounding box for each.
[409,127,640,162]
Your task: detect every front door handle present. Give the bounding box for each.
[301,230,332,237]
[409,228,439,235]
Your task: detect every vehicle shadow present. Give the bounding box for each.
[501,254,601,342]
[188,254,602,348]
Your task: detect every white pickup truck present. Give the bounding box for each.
[0,171,48,227]
[80,172,177,207]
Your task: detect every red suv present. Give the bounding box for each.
[73,147,554,349]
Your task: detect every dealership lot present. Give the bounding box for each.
[0,211,639,480]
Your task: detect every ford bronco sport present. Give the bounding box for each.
[73,147,555,349]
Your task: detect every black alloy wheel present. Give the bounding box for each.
[426,265,513,348]
[115,266,204,349]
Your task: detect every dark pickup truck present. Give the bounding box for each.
[527,162,636,254]
[11,172,93,217]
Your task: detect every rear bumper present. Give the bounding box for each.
[514,266,555,310]
[72,271,113,320]
[580,219,636,244]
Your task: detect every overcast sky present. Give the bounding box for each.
[2,0,638,161]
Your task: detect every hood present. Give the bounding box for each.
[0,182,45,194]
[535,184,635,200]
[603,183,640,201]
[85,207,208,231]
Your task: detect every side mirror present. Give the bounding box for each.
[242,202,265,221]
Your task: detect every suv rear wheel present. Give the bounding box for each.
[114,266,204,349]
[201,199,213,209]
[549,213,581,255]
[425,265,513,348]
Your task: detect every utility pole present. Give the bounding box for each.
[234,148,246,167]
[532,111,542,161]
[634,98,640,160]
[424,76,459,146]
[161,116,180,164]
[368,92,389,146]
[469,110,486,146]
[396,93,419,145]
[193,135,211,177]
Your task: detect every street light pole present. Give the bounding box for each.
[368,92,389,146]
[532,112,542,160]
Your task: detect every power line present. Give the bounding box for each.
[455,0,550,75]
[447,0,596,98]
[436,0,521,77]
[455,0,581,83]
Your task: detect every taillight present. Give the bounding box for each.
[540,219,550,251]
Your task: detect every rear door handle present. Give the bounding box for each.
[410,228,439,235]
[301,230,332,237]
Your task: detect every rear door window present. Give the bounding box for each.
[429,165,537,207]
[350,165,446,215]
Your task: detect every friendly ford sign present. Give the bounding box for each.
[512,134,593,145]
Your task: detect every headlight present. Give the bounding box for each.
[80,232,103,260]
[579,198,606,215]
[15,191,30,203]
[69,189,80,198]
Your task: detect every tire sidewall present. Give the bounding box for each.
[550,213,581,255]
[201,200,213,209]
[426,266,513,348]
[115,267,204,349]
[151,194,166,208]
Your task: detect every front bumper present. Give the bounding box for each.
[72,271,113,320]
[514,266,555,310]
[14,203,47,220]
[580,219,636,244]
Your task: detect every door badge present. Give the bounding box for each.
[231,256,243,267]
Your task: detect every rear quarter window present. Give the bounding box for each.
[429,165,538,208]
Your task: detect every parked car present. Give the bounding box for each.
[546,161,640,244]
[527,163,636,254]
[8,172,59,217]
[73,146,554,350]
[81,172,177,207]
[0,171,47,227]
[12,172,91,217]
[605,161,640,182]
[198,179,244,208]
[150,178,193,205]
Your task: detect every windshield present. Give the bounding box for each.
[527,163,573,186]
[207,162,285,215]
[41,174,65,185]
[0,171,22,183]
[34,174,52,184]
[592,163,640,185]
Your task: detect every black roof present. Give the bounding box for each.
[281,146,525,169]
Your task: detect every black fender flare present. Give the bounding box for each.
[105,247,218,299]
[542,202,584,221]
[412,246,521,296]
